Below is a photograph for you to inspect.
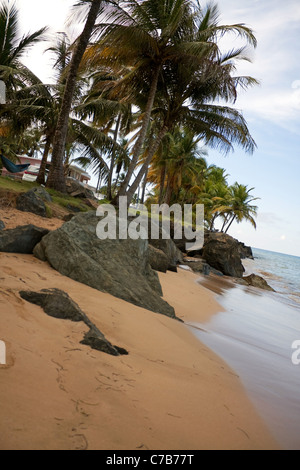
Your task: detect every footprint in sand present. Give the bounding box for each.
[69,433,89,450]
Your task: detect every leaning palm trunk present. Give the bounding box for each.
[140,166,149,204]
[36,135,51,185]
[123,125,168,206]
[225,215,236,233]
[47,0,102,192]
[107,113,121,201]
[158,166,167,205]
[116,66,161,199]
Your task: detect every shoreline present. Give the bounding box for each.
[0,249,278,450]
[194,273,300,450]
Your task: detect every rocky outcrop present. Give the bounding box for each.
[66,178,95,200]
[33,212,175,318]
[182,258,211,275]
[201,232,245,278]
[0,225,49,254]
[242,274,275,292]
[0,220,5,230]
[148,220,183,270]
[148,245,170,273]
[30,187,52,203]
[19,289,127,356]
[237,240,253,260]
[16,188,50,218]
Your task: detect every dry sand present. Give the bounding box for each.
[0,208,64,231]
[0,252,279,450]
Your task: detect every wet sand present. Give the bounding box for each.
[193,274,300,450]
[0,252,278,450]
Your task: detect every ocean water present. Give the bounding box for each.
[190,248,300,449]
[244,248,300,309]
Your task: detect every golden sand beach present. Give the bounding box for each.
[0,211,279,450]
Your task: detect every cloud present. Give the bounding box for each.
[257,212,285,226]
[216,1,300,133]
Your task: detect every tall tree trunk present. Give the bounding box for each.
[116,66,161,198]
[221,214,230,232]
[107,113,121,201]
[140,166,149,204]
[158,165,167,205]
[36,135,51,185]
[46,0,102,192]
[124,125,168,206]
[164,173,175,206]
[209,212,218,231]
[225,215,236,233]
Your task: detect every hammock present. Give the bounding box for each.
[0,155,30,174]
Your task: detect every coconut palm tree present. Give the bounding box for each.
[0,1,47,158]
[0,1,47,90]
[91,0,258,204]
[216,183,259,234]
[46,0,104,192]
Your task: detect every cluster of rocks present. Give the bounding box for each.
[16,187,52,218]
[0,205,275,332]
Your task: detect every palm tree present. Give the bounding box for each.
[92,1,258,204]
[0,1,47,90]
[85,0,218,201]
[147,127,207,205]
[46,0,104,192]
[0,1,47,159]
[216,183,259,234]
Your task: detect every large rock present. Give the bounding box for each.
[66,178,95,200]
[30,187,52,203]
[237,240,253,260]
[201,232,245,278]
[19,289,127,356]
[0,225,49,254]
[16,189,48,217]
[127,215,183,271]
[182,257,211,275]
[148,245,169,273]
[242,274,275,292]
[0,220,5,230]
[33,212,175,318]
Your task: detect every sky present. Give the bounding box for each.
[12,0,300,256]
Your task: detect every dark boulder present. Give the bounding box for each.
[66,178,96,200]
[33,212,175,318]
[242,274,275,292]
[19,289,126,356]
[0,220,5,230]
[0,225,49,254]
[148,245,169,273]
[201,232,245,278]
[148,220,184,270]
[183,258,211,275]
[30,187,52,203]
[16,189,47,217]
[237,241,254,260]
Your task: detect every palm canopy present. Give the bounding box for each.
[215,183,259,233]
[0,1,47,80]
[82,0,258,201]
